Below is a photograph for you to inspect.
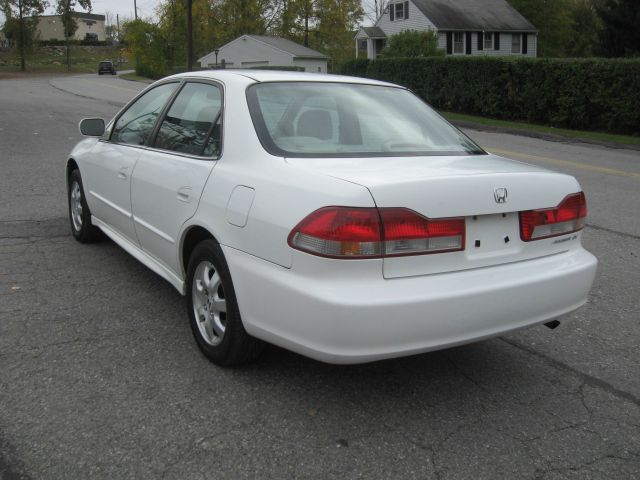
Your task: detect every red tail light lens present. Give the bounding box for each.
[380,208,465,256]
[519,192,587,242]
[287,207,383,258]
[288,207,465,258]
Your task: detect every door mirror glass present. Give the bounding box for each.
[79,118,105,137]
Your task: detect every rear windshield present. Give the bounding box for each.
[100,62,112,67]
[246,82,485,157]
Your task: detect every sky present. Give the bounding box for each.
[1,0,378,27]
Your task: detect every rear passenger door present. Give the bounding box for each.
[130,80,223,275]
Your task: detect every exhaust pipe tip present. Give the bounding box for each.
[544,320,561,330]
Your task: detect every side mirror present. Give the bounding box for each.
[79,118,105,137]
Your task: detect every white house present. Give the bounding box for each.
[199,35,328,73]
[356,0,538,59]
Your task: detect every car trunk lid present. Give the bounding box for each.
[286,154,584,278]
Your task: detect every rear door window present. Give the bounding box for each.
[153,82,223,157]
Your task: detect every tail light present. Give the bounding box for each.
[519,192,587,242]
[288,207,465,259]
[380,208,465,256]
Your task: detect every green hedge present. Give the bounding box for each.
[249,65,305,71]
[339,57,640,135]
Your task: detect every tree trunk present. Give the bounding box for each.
[187,0,193,71]
[18,0,25,71]
[66,35,70,72]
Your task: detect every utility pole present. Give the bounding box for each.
[134,0,138,20]
[186,0,193,71]
[116,14,120,41]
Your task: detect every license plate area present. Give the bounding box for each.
[465,213,520,260]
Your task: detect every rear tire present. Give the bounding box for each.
[186,240,264,366]
[68,169,102,243]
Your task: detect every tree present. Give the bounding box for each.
[217,0,268,40]
[313,0,364,67]
[566,0,602,57]
[362,0,388,23]
[55,0,92,71]
[382,29,445,58]
[597,0,640,57]
[122,18,168,78]
[508,0,575,57]
[104,10,117,42]
[1,0,47,71]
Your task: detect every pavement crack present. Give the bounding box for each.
[500,337,640,408]
[585,223,640,240]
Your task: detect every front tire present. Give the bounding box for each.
[186,240,264,366]
[68,169,101,243]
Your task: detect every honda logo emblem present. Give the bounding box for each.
[494,188,508,204]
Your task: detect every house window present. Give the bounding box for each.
[453,32,464,54]
[484,32,493,50]
[359,40,367,50]
[511,33,521,54]
[390,2,408,21]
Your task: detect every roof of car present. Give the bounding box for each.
[168,69,398,87]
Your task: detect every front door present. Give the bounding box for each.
[83,81,179,244]
[82,142,143,243]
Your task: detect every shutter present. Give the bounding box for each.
[446,32,452,54]
[494,32,500,50]
[390,4,394,21]
[465,32,472,54]
[405,1,409,19]
[477,32,483,51]
[522,33,528,54]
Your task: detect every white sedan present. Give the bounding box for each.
[67,70,597,365]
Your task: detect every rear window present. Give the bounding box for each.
[100,62,112,67]
[246,82,485,158]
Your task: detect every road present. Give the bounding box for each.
[1,73,639,479]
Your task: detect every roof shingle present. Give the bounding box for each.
[248,35,327,59]
[412,0,537,32]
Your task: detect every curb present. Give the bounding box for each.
[451,119,640,152]
[118,75,153,84]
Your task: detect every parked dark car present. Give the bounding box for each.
[98,61,116,75]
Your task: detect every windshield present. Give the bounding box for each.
[246,82,485,158]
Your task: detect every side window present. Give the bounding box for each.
[111,83,178,146]
[154,82,223,157]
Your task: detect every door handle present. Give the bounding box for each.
[177,186,192,203]
[117,166,128,180]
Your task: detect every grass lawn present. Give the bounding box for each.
[0,46,128,74]
[443,111,640,148]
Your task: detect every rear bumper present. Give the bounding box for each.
[224,245,598,364]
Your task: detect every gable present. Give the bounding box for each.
[375,1,436,37]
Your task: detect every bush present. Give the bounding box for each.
[382,30,445,58]
[338,56,640,135]
[38,39,113,46]
[339,58,370,77]
[249,65,305,71]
